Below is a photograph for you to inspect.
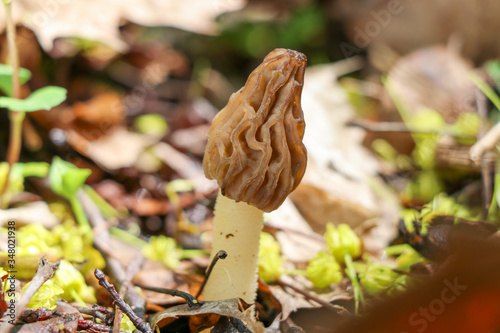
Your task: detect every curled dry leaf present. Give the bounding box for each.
[149,298,264,333]
[203,48,307,212]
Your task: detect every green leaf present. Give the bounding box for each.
[486,60,500,91]
[49,157,91,199]
[0,86,67,112]
[0,64,31,97]
[11,162,50,179]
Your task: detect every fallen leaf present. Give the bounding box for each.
[0,0,247,52]
[266,198,324,262]
[72,92,124,125]
[66,127,157,170]
[150,298,264,333]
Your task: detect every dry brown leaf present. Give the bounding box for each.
[149,298,264,333]
[266,198,324,262]
[72,92,125,125]
[0,0,246,52]
[66,127,157,170]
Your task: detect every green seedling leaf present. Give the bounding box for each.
[486,60,500,91]
[49,157,91,199]
[0,64,31,96]
[469,72,500,113]
[0,86,67,112]
[49,157,93,238]
[11,162,50,179]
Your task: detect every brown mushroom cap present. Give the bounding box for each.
[203,48,307,212]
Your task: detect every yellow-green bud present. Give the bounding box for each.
[325,223,362,263]
[52,259,96,304]
[305,251,342,288]
[359,263,399,296]
[142,235,182,270]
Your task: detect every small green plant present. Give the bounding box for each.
[49,157,92,240]
[0,1,67,208]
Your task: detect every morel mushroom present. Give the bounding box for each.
[203,48,307,304]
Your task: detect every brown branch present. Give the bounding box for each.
[276,278,348,314]
[95,269,152,333]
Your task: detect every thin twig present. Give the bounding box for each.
[196,250,227,298]
[276,279,348,314]
[94,269,153,333]
[75,305,112,325]
[470,123,500,163]
[136,284,202,308]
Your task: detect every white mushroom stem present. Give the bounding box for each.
[203,191,263,304]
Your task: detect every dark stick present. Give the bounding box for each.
[136,285,202,309]
[196,250,228,298]
[276,279,348,314]
[94,269,152,333]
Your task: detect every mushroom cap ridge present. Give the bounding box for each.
[203,48,308,213]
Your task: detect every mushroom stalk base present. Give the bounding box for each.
[203,191,264,304]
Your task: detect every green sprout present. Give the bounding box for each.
[0,0,67,208]
[49,157,92,240]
